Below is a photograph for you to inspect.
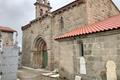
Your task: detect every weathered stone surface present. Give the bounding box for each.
[84,50,92,55]
[22,0,120,80]
[117,34,120,40]
[117,49,120,55]
[86,0,119,24]
[1,32,14,46]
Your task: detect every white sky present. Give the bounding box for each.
[113,0,120,10]
[0,0,119,47]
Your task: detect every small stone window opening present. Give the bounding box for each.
[0,33,2,38]
[45,10,48,14]
[43,0,45,4]
[6,42,8,45]
[40,9,43,16]
[42,0,47,4]
[59,17,64,31]
[0,72,3,79]
[0,39,3,52]
[0,42,1,47]
[78,41,84,56]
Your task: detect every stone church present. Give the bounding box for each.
[22,0,120,80]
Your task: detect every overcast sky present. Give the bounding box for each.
[0,0,120,47]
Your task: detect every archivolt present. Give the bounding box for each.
[33,35,47,51]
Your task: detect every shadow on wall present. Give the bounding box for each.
[100,71,106,80]
[59,67,74,80]
[117,75,120,80]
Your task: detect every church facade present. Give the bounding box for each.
[22,0,120,80]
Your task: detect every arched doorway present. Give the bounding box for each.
[33,37,48,68]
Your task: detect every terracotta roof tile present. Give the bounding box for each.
[0,26,16,32]
[55,14,120,40]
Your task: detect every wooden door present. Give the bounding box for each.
[42,50,48,68]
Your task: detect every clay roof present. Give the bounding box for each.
[0,26,16,32]
[55,14,120,40]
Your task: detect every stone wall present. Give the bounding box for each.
[22,2,87,69]
[59,40,74,80]
[58,29,120,80]
[22,22,44,67]
[58,39,82,80]
[86,0,120,24]
[52,2,87,69]
[81,29,120,80]
[1,32,14,46]
[22,27,32,67]
[22,0,120,79]
[22,15,53,69]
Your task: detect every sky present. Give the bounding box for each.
[0,0,120,47]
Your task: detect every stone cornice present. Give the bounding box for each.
[21,23,31,31]
[52,0,85,16]
[21,14,50,31]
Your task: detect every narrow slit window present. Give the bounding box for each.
[59,17,64,31]
[81,42,84,56]
[78,41,84,56]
